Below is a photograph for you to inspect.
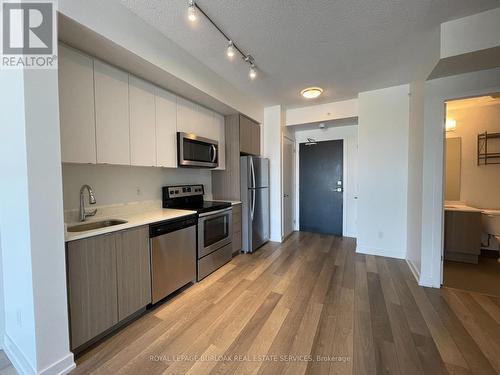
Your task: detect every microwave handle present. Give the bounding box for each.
[211,145,217,163]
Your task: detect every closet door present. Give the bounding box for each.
[94,60,130,165]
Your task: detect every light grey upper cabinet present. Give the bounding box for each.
[58,44,97,164]
[94,60,130,165]
[240,115,261,156]
[129,75,157,167]
[155,87,177,168]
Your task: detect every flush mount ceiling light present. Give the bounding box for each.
[446,118,457,132]
[301,87,323,99]
[186,0,258,80]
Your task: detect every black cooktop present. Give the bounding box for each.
[177,200,231,214]
[162,184,231,214]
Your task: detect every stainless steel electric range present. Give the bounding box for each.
[162,184,232,280]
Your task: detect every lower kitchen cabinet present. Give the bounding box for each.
[116,227,151,321]
[232,203,242,254]
[66,226,151,351]
[66,234,118,350]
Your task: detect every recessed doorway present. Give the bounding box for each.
[299,139,343,235]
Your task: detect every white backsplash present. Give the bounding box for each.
[62,163,213,217]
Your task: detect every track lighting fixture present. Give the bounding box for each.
[249,64,257,80]
[226,41,235,59]
[187,0,197,22]
[187,1,258,79]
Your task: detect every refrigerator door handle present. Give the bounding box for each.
[251,189,256,221]
[250,157,256,189]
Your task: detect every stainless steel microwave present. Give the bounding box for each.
[177,132,219,168]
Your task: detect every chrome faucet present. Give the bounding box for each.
[80,184,97,222]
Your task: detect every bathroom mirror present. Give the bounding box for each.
[445,137,461,201]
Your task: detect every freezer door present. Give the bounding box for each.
[250,187,270,251]
[248,157,269,188]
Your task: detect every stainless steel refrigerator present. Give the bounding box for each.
[240,156,270,253]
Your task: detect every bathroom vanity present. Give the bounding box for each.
[444,205,482,263]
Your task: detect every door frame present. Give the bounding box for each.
[295,133,356,237]
[421,71,500,288]
[281,135,296,240]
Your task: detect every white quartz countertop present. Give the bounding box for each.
[212,200,241,206]
[444,204,483,213]
[65,208,197,242]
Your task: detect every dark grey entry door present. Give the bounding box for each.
[299,140,343,235]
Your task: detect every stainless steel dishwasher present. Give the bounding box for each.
[150,215,197,304]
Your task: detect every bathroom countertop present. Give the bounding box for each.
[444,204,483,213]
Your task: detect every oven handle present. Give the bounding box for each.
[198,207,233,218]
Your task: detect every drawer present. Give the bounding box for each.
[197,243,232,280]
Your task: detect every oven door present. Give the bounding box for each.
[198,208,232,258]
[178,132,218,168]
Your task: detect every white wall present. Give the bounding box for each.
[406,81,425,279]
[441,7,500,59]
[62,164,212,212]
[286,99,358,126]
[446,103,500,209]
[263,106,284,242]
[421,67,500,287]
[59,0,263,123]
[0,69,38,374]
[0,66,74,374]
[0,232,4,350]
[357,85,410,259]
[294,124,358,237]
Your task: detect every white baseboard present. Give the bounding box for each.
[4,333,36,375]
[405,259,420,284]
[4,334,75,375]
[39,353,75,375]
[356,245,406,260]
[418,275,440,288]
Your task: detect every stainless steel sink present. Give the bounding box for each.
[67,219,128,233]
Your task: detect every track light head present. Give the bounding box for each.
[249,64,257,80]
[226,40,235,59]
[187,0,197,22]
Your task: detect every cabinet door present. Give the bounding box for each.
[94,60,130,165]
[67,234,118,349]
[155,87,177,168]
[214,112,225,170]
[129,75,156,166]
[239,115,253,154]
[58,44,96,164]
[116,226,151,321]
[251,121,261,156]
[176,96,200,135]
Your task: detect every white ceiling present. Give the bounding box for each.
[119,0,500,108]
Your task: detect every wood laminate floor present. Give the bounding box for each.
[444,257,500,297]
[72,232,500,375]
